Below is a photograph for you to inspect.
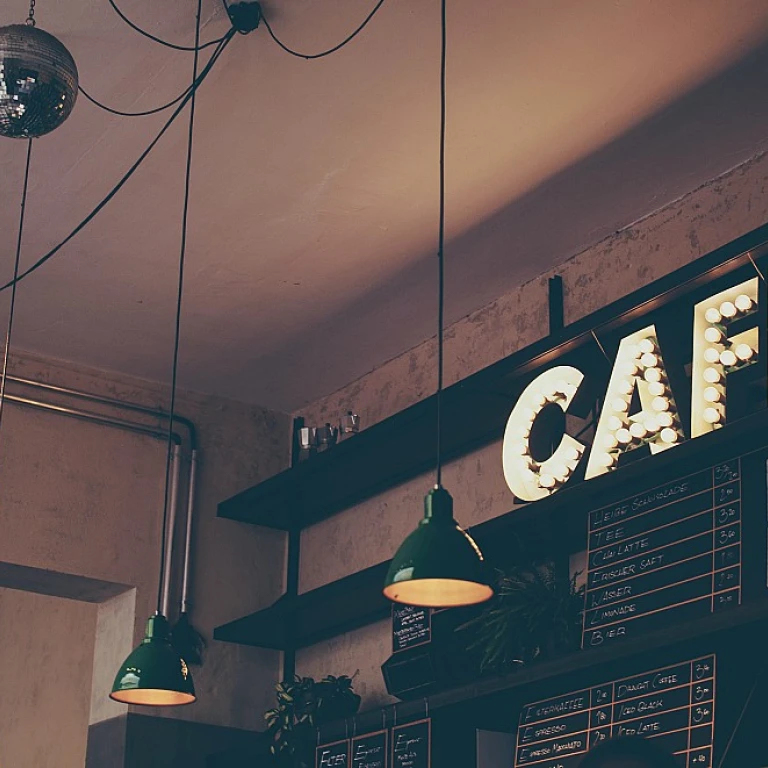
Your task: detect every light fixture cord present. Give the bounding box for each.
[435,0,447,488]
[156,0,203,616]
[26,0,35,27]
[0,139,33,434]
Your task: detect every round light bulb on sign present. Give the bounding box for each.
[703,386,722,403]
[660,427,679,444]
[652,396,671,412]
[703,367,722,384]
[704,307,722,324]
[703,407,722,424]
[612,398,629,413]
[719,349,737,367]
[704,327,723,344]
[734,294,753,313]
[719,301,737,319]
[647,381,666,397]
[638,338,656,354]
[629,422,647,439]
[640,352,659,369]
[616,428,632,444]
[704,347,721,364]
[656,411,674,429]
[644,368,662,384]
[735,343,754,362]
[607,415,623,431]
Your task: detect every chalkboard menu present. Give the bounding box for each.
[514,655,716,768]
[392,605,431,653]
[316,739,350,768]
[352,730,388,768]
[583,459,742,649]
[392,719,431,768]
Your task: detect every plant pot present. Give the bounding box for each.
[313,684,361,725]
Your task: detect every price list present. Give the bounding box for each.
[514,655,716,768]
[582,459,742,649]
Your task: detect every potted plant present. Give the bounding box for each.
[264,674,361,768]
[459,562,584,674]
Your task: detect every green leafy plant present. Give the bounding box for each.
[264,674,361,768]
[459,562,584,673]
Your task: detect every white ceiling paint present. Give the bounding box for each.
[1,0,768,411]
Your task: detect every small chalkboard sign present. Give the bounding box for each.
[316,739,350,768]
[392,719,430,768]
[352,730,388,768]
[392,605,431,653]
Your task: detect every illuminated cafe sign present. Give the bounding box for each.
[502,269,762,502]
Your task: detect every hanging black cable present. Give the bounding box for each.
[78,82,194,118]
[0,139,33,433]
[221,0,387,60]
[0,29,235,295]
[108,0,225,52]
[435,0,447,488]
[156,0,204,615]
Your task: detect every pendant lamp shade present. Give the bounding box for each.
[383,487,493,608]
[110,613,195,706]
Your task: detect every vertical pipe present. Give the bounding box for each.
[161,444,182,617]
[180,449,198,613]
[283,526,300,681]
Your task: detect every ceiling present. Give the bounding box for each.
[1,0,768,413]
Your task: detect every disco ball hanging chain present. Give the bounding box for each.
[0,0,79,138]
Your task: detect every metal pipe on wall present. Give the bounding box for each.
[180,448,198,613]
[161,444,183,618]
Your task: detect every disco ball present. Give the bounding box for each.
[0,23,78,138]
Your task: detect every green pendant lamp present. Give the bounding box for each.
[383,0,493,609]
[110,0,205,708]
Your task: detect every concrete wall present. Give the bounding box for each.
[0,588,97,768]
[0,351,292,763]
[293,150,768,709]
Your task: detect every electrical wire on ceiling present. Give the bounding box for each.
[0,29,235,293]
[0,0,390,293]
[255,0,387,60]
[107,0,226,52]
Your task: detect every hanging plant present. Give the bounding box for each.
[458,562,585,674]
[264,674,361,768]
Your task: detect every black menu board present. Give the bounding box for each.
[352,730,388,768]
[514,655,716,768]
[316,739,350,768]
[392,719,430,768]
[392,605,431,653]
[582,459,742,649]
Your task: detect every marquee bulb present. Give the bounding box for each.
[704,307,722,324]
[644,415,660,432]
[644,368,662,384]
[704,347,721,364]
[629,422,647,439]
[607,415,623,431]
[652,396,671,412]
[704,327,723,344]
[703,367,722,384]
[612,398,629,413]
[596,452,615,468]
[719,349,737,367]
[544,461,569,481]
[616,428,632,445]
[616,379,633,395]
[640,352,659,369]
[735,343,754,362]
[703,407,722,424]
[603,433,619,449]
[647,381,666,397]
[510,440,529,456]
[624,344,641,360]
[656,411,674,428]
[734,294,753,313]
[619,361,638,377]
[719,301,737,319]
[703,386,722,403]
[660,427,679,444]
[638,338,656,354]
[539,474,557,489]
[562,445,582,462]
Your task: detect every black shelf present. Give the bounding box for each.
[218,226,768,532]
[315,598,768,742]
[213,561,391,650]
